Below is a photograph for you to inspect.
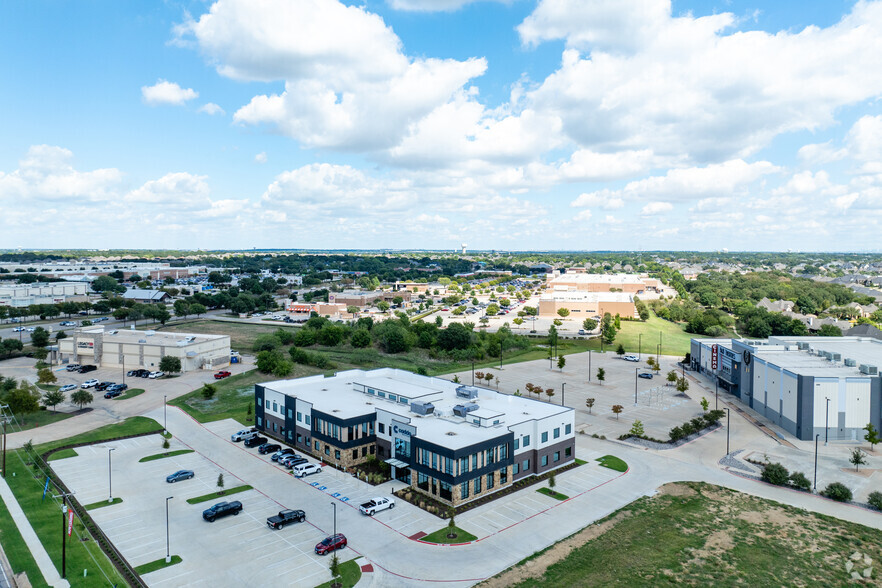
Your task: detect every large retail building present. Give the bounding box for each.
[58,326,231,372]
[691,336,882,441]
[255,369,575,506]
[0,282,89,308]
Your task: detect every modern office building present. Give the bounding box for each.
[691,336,882,441]
[58,326,230,372]
[255,369,575,506]
[0,282,89,307]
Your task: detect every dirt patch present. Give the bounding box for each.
[658,482,697,497]
[840,467,878,478]
[479,510,632,588]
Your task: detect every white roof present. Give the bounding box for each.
[539,291,633,303]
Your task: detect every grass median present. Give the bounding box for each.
[536,487,569,500]
[186,485,253,504]
[420,526,478,544]
[84,497,123,510]
[139,449,194,463]
[134,555,182,575]
[314,559,361,588]
[114,388,145,401]
[595,455,628,472]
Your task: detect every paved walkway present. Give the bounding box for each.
[0,476,69,588]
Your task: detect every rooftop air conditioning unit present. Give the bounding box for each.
[859,364,879,375]
[823,351,833,360]
[832,353,842,361]
[411,401,435,416]
[845,358,857,367]
[797,342,809,350]
[455,385,479,400]
[453,403,479,417]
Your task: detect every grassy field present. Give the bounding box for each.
[420,525,478,544]
[155,320,296,353]
[139,449,194,463]
[185,485,253,504]
[35,416,162,455]
[314,559,362,588]
[169,369,271,425]
[489,482,882,588]
[10,409,74,432]
[0,492,50,588]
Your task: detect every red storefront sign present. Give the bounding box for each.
[711,344,719,370]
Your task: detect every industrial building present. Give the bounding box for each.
[691,336,882,441]
[58,326,231,372]
[255,369,575,506]
[0,282,89,308]
[544,271,663,294]
[537,291,637,319]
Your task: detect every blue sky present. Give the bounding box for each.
[2,0,881,251]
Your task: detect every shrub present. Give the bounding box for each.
[761,462,790,486]
[868,491,882,511]
[669,426,683,441]
[789,471,811,492]
[253,334,282,352]
[820,482,852,502]
[201,383,217,399]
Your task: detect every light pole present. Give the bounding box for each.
[638,333,642,361]
[165,496,173,563]
[471,361,475,386]
[107,447,115,503]
[714,377,718,410]
[54,491,76,579]
[561,382,565,406]
[634,368,639,405]
[331,501,337,537]
[164,395,168,434]
[122,355,125,386]
[723,407,730,456]
[825,397,830,446]
[813,434,819,492]
[587,350,592,382]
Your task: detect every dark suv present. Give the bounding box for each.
[78,365,97,374]
[202,501,243,522]
[258,443,281,455]
[95,381,115,391]
[244,436,268,448]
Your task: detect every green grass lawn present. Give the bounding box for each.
[46,448,78,461]
[605,311,692,357]
[596,455,628,472]
[36,383,60,392]
[134,555,182,575]
[139,449,194,463]
[186,485,253,504]
[84,497,123,510]
[114,388,145,400]
[155,319,297,353]
[9,409,74,432]
[504,482,882,587]
[536,487,569,500]
[35,416,163,455]
[169,369,268,425]
[314,559,362,588]
[420,525,478,544]
[0,492,50,588]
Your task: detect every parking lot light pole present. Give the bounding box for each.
[587,350,591,382]
[561,383,565,406]
[165,496,173,563]
[331,501,337,537]
[638,334,642,361]
[723,408,730,456]
[814,434,820,492]
[164,395,168,434]
[471,361,475,386]
[107,447,115,503]
[825,397,830,446]
[634,368,639,405]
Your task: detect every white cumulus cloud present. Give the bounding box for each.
[198,102,225,115]
[641,201,673,215]
[141,79,199,106]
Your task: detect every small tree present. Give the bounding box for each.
[629,420,645,437]
[42,389,64,413]
[246,403,253,422]
[201,383,217,400]
[484,372,494,388]
[37,368,57,385]
[700,397,709,412]
[868,491,882,511]
[667,370,677,386]
[475,371,485,383]
[557,356,566,371]
[453,374,460,384]
[447,507,457,539]
[329,553,342,588]
[545,388,555,402]
[596,367,605,385]
[70,389,93,410]
[586,398,595,414]
[789,471,811,492]
[850,448,868,472]
[821,482,852,502]
[162,438,170,451]
[646,357,656,371]
[761,462,790,486]
[616,344,625,356]
[864,423,881,451]
[159,355,182,374]
[217,473,225,494]
[676,376,690,394]
[612,404,623,420]
[548,471,557,495]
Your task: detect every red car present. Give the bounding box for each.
[315,533,347,555]
[214,371,232,379]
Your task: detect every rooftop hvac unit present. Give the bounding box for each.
[145,331,155,336]
[453,403,479,417]
[832,353,842,361]
[859,364,879,375]
[797,342,809,350]
[455,385,479,400]
[410,401,435,416]
[823,351,833,360]
[845,358,857,367]
[184,336,196,342]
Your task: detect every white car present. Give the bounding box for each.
[623,355,640,362]
[292,463,322,478]
[12,327,25,332]
[231,428,258,442]
[81,379,99,389]
[359,496,395,516]
[148,371,165,379]
[26,327,35,332]
[59,384,77,393]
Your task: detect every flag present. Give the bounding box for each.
[42,477,50,501]
[67,510,74,536]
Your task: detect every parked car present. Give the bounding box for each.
[166,470,194,483]
[258,443,281,455]
[202,501,242,522]
[126,369,140,377]
[293,463,322,478]
[81,379,99,389]
[59,321,77,326]
[623,355,640,362]
[135,369,151,378]
[266,509,306,530]
[104,389,123,399]
[244,436,268,448]
[271,449,296,462]
[148,371,165,379]
[638,372,654,379]
[78,365,97,373]
[95,381,115,391]
[231,428,258,442]
[59,384,77,393]
[359,497,395,516]
[12,327,25,332]
[213,371,232,379]
[65,364,81,372]
[284,457,307,469]
[107,383,128,392]
[315,534,347,555]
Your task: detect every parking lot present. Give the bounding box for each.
[51,435,347,587]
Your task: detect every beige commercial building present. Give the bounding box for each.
[328,290,412,307]
[0,282,89,308]
[544,272,662,294]
[58,326,230,372]
[537,291,637,319]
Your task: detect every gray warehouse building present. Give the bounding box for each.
[691,336,882,441]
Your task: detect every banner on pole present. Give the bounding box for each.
[42,477,50,501]
[68,510,74,536]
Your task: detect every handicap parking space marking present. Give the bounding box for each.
[332,492,341,497]
[341,496,349,502]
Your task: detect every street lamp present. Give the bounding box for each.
[471,361,475,386]
[331,501,337,537]
[634,368,639,405]
[587,350,592,382]
[723,407,730,456]
[561,382,565,406]
[825,397,830,446]
[638,333,642,361]
[165,496,173,563]
[107,447,115,503]
[164,395,168,434]
[813,434,820,492]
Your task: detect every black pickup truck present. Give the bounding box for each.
[202,501,243,522]
[266,509,306,530]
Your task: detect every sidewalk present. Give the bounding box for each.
[0,476,69,588]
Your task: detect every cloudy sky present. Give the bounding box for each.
[2,0,882,251]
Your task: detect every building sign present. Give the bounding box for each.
[392,422,415,438]
[711,344,719,370]
[76,341,94,349]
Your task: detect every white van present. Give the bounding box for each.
[231,428,258,442]
[292,463,322,478]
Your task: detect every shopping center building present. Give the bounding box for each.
[255,369,575,506]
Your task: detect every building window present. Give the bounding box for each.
[486,473,494,489]
[272,422,277,432]
[334,449,341,460]
[472,454,478,469]
[513,438,519,450]
[553,428,560,439]
[297,412,302,422]
[523,435,530,447]
[265,400,270,409]
[370,445,376,455]
[379,423,385,434]
[565,424,571,435]
[553,451,560,462]
[440,481,452,501]
[513,462,519,475]
[459,456,469,474]
[287,409,293,419]
[523,459,530,471]
[305,415,311,425]
[297,434,302,443]
[474,477,481,494]
[324,445,330,456]
[273,401,278,412]
[389,394,397,402]
[314,440,320,450]
[541,432,548,443]
[399,397,408,404]
[368,388,375,395]
[461,482,469,500]
[378,391,386,398]
[352,450,358,460]
[541,455,548,466]
[418,472,429,491]
[361,447,367,457]
[257,417,262,426]
[500,467,507,484]
[565,447,571,457]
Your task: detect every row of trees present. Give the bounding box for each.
[0,377,94,424]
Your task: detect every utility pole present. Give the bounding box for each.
[107,447,115,503]
[471,361,475,386]
[331,501,337,537]
[813,434,819,492]
[0,404,9,479]
[634,368,639,405]
[53,491,76,579]
[164,395,168,434]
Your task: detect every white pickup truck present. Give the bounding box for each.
[359,496,395,516]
